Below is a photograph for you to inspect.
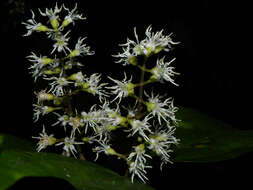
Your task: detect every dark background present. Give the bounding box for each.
[1,0,252,189]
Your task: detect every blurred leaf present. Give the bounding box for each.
[0,134,153,190]
[0,133,34,151]
[173,107,253,162]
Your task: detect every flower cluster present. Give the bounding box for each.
[23,3,106,157]
[103,25,180,182]
[24,3,180,184]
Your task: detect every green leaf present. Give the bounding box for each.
[0,134,154,190]
[173,107,253,162]
[0,133,34,151]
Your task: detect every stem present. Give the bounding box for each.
[137,65,151,72]
[77,144,86,160]
[134,79,153,87]
[137,60,147,113]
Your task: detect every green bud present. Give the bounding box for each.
[44,67,61,75]
[134,45,143,55]
[45,106,61,113]
[137,137,143,142]
[48,137,57,145]
[42,57,53,65]
[146,101,156,112]
[145,46,153,57]
[44,93,54,101]
[128,56,138,65]
[85,88,95,94]
[50,18,59,29]
[154,45,163,54]
[155,135,167,141]
[138,143,145,151]
[53,97,62,105]
[68,49,79,58]
[119,116,128,127]
[68,73,78,81]
[61,19,70,28]
[108,125,117,131]
[126,83,135,95]
[82,137,89,142]
[36,24,50,32]
[149,74,158,82]
[106,147,117,155]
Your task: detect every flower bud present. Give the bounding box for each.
[82,82,89,89]
[146,101,156,112]
[108,125,117,131]
[149,75,158,82]
[134,45,143,55]
[126,83,135,95]
[82,137,89,143]
[42,57,53,65]
[145,46,153,57]
[53,97,62,105]
[36,24,50,32]
[128,56,138,65]
[68,49,79,58]
[50,18,59,29]
[68,72,83,81]
[61,18,70,28]
[154,45,163,54]
[106,147,117,156]
[48,136,57,145]
[44,67,61,75]
[36,91,54,102]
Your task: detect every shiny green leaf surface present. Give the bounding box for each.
[0,134,153,190]
[173,107,253,162]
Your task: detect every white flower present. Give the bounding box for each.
[84,73,108,102]
[22,11,50,36]
[34,89,54,103]
[141,25,179,55]
[93,140,117,161]
[69,116,84,136]
[51,31,71,55]
[148,127,179,170]
[39,3,62,29]
[107,73,135,103]
[127,144,152,183]
[52,113,69,129]
[69,71,86,87]
[81,112,99,133]
[113,45,137,66]
[64,59,84,70]
[82,135,98,144]
[32,125,56,152]
[145,91,178,125]
[44,76,73,96]
[68,37,95,57]
[81,104,108,133]
[94,121,113,141]
[113,26,179,64]
[112,28,140,65]
[27,52,53,81]
[127,116,153,142]
[56,135,83,158]
[151,57,179,85]
[33,104,55,122]
[122,101,138,118]
[62,3,86,27]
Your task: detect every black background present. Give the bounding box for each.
[1,0,252,189]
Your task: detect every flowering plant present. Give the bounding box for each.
[23,3,180,183]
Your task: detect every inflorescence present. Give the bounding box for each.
[23,3,180,183]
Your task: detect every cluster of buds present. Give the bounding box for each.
[23,3,180,183]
